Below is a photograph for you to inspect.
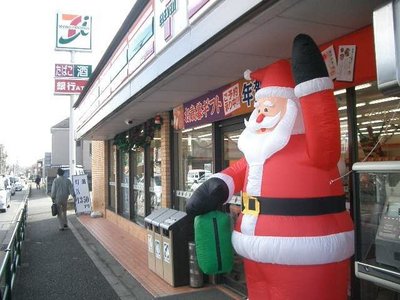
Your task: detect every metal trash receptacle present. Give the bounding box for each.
[144,208,169,272]
[160,210,192,287]
[152,209,177,278]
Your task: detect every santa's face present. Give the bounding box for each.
[254,97,287,134]
[239,98,298,165]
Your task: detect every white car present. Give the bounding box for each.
[0,180,11,212]
[14,179,24,191]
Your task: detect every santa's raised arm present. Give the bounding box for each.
[186,34,353,300]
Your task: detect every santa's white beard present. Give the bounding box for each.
[238,99,298,167]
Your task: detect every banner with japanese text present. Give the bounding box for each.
[179,79,259,130]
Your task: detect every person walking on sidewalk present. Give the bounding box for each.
[35,175,41,189]
[51,168,75,231]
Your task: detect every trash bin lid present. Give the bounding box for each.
[160,211,187,230]
[151,208,176,227]
[144,207,168,224]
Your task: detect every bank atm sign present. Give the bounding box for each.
[54,63,91,95]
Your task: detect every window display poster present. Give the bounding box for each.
[321,45,337,80]
[336,45,356,82]
[72,174,92,214]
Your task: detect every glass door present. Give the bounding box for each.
[149,130,162,212]
[119,150,130,218]
[132,149,145,225]
[217,117,247,296]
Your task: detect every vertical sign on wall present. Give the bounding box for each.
[72,174,92,214]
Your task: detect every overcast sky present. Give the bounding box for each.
[0,0,135,167]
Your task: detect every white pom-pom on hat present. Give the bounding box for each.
[244,69,252,81]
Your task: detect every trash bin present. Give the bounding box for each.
[152,209,177,278]
[160,210,192,287]
[188,241,203,288]
[144,208,169,272]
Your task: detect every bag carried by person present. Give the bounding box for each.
[51,203,58,216]
[194,210,234,275]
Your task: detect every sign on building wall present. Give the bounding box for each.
[178,79,260,129]
[155,0,187,52]
[72,174,92,214]
[56,13,92,51]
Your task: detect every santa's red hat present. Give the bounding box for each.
[244,59,296,100]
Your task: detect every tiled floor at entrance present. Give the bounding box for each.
[78,215,241,299]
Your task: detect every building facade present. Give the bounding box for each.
[74,0,400,298]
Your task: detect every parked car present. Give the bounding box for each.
[14,178,24,191]
[0,180,11,212]
[189,173,211,191]
[187,169,211,185]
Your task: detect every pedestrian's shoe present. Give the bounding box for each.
[59,228,64,231]
[64,224,69,228]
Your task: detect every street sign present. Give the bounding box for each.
[55,64,92,78]
[55,13,92,51]
[54,79,88,95]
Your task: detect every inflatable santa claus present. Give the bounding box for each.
[186,34,354,300]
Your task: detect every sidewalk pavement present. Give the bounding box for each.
[13,186,241,300]
[13,187,154,300]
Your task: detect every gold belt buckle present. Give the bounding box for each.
[242,192,260,216]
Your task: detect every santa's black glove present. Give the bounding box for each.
[186,177,229,216]
[291,33,328,85]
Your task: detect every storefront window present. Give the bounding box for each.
[149,130,161,212]
[175,124,213,211]
[132,149,145,225]
[108,141,116,210]
[355,81,400,162]
[119,150,130,218]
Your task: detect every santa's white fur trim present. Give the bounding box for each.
[244,69,252,81]
[210,173,234,203]
[255,86,295,100]
[294,77,334,98]
[232,230,354,265]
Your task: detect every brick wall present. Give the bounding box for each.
[91,141,107,214]
[160,112,171,208]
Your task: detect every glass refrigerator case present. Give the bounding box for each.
[353,161,400,293]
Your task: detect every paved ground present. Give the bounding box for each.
[13,187,153,300]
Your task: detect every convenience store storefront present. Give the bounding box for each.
[74,0,400,298]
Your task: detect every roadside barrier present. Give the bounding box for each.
[0,185,29,299]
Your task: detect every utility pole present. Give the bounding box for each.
[70,51,76,178]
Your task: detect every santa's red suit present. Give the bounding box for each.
[186,35,354,300]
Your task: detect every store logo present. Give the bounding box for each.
[58,14,90,45]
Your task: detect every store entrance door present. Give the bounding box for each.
[216,117,248,296]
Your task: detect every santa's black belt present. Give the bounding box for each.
[241,192,346,216]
